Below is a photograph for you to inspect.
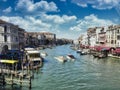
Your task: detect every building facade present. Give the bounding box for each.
[0,19,25,54]
[106,25,120,47]
[116,25,120,47]
[79,25,120,49]
[87,27,96,47]
[25,32,56,47]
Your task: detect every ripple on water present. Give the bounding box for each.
[11,45,120,90]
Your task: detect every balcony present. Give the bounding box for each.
[99,35,106,38]
[99,32,106,34]
[99,39,106,43]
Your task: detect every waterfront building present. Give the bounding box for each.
[116,25,120,47]
[79,24,120,50]
[25,32,39,47]
[106,25,120,47]
[37,33,46,45]
[86,26,107,47]
[78,34,83,44]
[41,32,56,45]
[97,27,107,46]
[56,38,73,45]
[0,19,25,54]
[18,27,25,50]
[87,27,96,47]
[80,33,89,47]
[0,20,19,54]
[25,32,56,47]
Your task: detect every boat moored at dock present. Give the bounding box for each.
[24,50,43,69]
[40,52,48,57]
[80,51,87,55]
[76,49,82,53]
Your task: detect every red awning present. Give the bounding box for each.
[94,46,102,51]
[114,48,120,54]
[89,46,94,48]
[94,46,111,51]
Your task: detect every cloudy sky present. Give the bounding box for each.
[0,0,120,39]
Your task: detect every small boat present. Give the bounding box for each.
[25,50,43,69]
[93,53,107,59]
[54,56,67,62]
[98,54,107,59]
[76,49,82,53]
[80,51,87,55]
[66,54,75,61]
[93,53,99,58]
[40,52,48,57]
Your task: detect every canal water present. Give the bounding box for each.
[3,45,120,90]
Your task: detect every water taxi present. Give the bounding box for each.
[24,50,43,69]
[40,52,48,57]
[76,49,82,53]
[66,54,75,61]
[80,51,87,55]
[54,56,67,62]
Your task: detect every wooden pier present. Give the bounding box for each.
[0,59,42,89]
[0,73,5,86]
[0,48,44,89]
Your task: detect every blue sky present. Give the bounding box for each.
[0,0,120,39]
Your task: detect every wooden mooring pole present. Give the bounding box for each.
[29,76,32,89]
[0,73,5,86]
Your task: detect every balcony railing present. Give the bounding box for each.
[99,39,106,42]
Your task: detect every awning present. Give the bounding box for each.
[101,47,110,51]
[94,46,102,51]
[0,60,18,64]
[114,48,120,54]
[94,46,110,51]
[89,46,94,48]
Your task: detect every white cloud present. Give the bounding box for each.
[72,0,120,10]
[0,13,77,32]
[15,0,58,13]
[0,14,78,39]
[3,6,12,13]
[60,0,66,2]
[41,14,77,24]
[0,14,115,39]
[2,0,7,2]
[70,14,115,32]
[0,16,51,32]
[115,3,120,17]
[70,26,82,31]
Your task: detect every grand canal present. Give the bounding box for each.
[3,45,120,90]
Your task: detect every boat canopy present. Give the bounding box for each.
[26,50,40,54]
[0,60,18,64]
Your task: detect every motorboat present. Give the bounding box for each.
[66,54,75,61]
[80,51,87,55]
[40,52,48,57]
[76,49,82,53]
[54,56,67,62]
[24,50,43,69]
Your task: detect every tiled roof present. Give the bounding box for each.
[0,19,7,24]
[27,32,55,35]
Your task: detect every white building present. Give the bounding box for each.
[116,25,120,47]
[87,28,96,47]
[81,33,88,46]
[106,25,120,47]
[0,19,25,54]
